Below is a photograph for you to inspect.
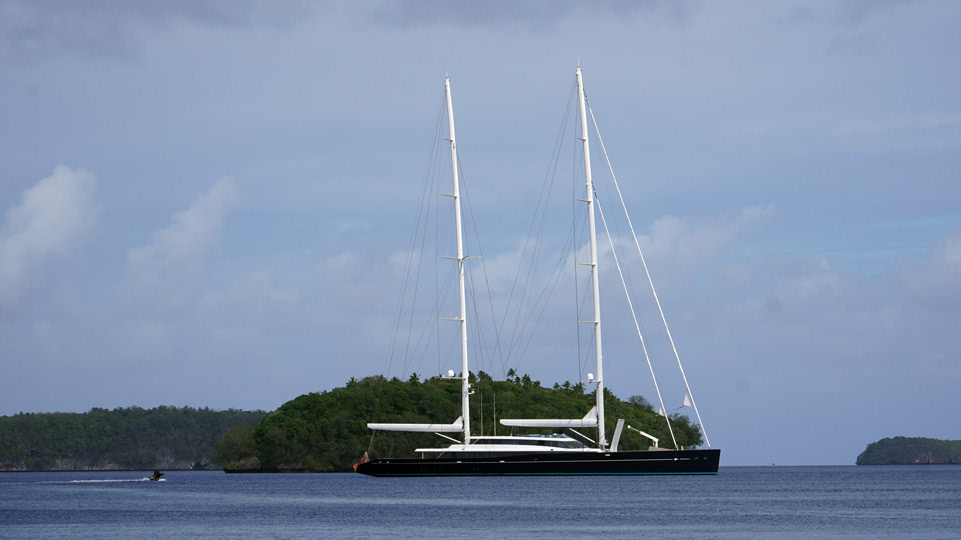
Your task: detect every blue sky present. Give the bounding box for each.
[1,1,959,465]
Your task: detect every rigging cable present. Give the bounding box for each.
[405,93,448,378]
[499,83,578,375]
[588,100,711,448]
[385,91,447,378]
[457,155,500,377]
[595,192,678,449]
[572,113,582,384]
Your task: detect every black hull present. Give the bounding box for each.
[355,448,719,477]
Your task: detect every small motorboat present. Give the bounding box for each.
[149,470,164,481]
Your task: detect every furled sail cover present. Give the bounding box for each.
[367,416,464,432]
[498,406,598,428]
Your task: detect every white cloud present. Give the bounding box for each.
[315,252,391,311]
[122,177,238,316]
[188,270,310,361]
[630,204,774,270]
[945,230,961,266]
[775,255,840,301]
[726,253,843,322]
[0,165,98,305]
[902,227,961,311]
[199,271,304,330]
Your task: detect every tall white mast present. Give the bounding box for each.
[445,76,471,444]
[577,66,606,450]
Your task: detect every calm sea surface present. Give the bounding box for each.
[2,466,959,539]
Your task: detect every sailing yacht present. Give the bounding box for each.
[355,68,720,476]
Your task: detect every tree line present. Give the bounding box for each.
[0,406,265,471]
[219,372,704,472]
[1,374,705,473]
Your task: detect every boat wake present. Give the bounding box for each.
[70,478,158,484]
[4,478,160,486]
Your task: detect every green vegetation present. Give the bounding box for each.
[857,437,961,465]
[229,372,703,472]
[0,406,264,471]
[0,374,704,473]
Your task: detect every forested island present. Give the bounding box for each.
[219,372,703,472]
[1,373,702,473]
[0,406,264,471]
[857,437,961,465]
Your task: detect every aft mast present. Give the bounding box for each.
[445,76,472,445]
[577,65,606,450]
[499,66,607,446]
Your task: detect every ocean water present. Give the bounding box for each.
[1,466,959,539]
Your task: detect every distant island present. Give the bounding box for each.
[0,406,264,471]
[857,437,961,465]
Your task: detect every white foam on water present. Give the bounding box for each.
[69,478,152,483]
[3,477,158,485]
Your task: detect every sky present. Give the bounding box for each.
[1,0,959,466]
